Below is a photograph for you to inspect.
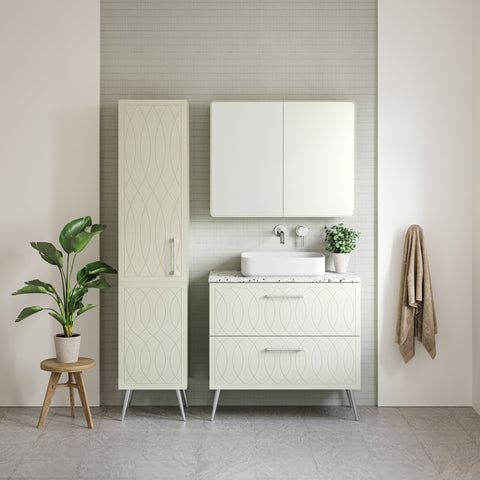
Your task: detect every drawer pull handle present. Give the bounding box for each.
[264,294,304,299]
[265,347,304,352]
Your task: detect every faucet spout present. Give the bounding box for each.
[273,225,287,245]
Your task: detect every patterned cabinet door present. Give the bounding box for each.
[210,283,360,336]
[119,285,187,389]
[210,336,360,390]
[118,100,189,282]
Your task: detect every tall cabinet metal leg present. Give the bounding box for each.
[211,389,221,422]
[181,389,189,409]
[121,389,133,422]
[175,389,186,421]
[345,389,359,421]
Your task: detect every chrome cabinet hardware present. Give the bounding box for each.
[264,347,304,352]
[171,238,179,275]
[264,294,304,299]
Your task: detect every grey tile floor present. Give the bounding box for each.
[1,405,480,479]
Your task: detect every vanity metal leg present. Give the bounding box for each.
[211,389,221,421]
[121,389,133,422]
[181,389,189,409]
[345,389,358,421]
[176,389,186,422]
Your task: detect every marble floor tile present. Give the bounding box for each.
[0,450,22,479]
[134,450,198,480]
[374,459,441,480]
[449,407,480,431]
[303,407,362,435]
[400,407,464,432]
[399,407,454,418]
[11,456,85,479]
[253,407,308,446]
[1,408,49,434]
[197,442,256,480]
[255,443,318,479]
[1,405,479,480]
[202,410,256,436]
[312,432,378,480]
[416,431,480,480]
[315,460,379,480]
[361,429,430,463]
[359,406,411,431]
[467,430,480,445]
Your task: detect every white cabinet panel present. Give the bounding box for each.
[118,100,189,391]
[210,336,360,389]
[119,285,187,389]
[119,100,189,281]
[210,283,360,336]
[284,102,355,216]
[210,102,284,217]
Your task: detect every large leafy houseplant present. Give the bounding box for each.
[12,216,117,337]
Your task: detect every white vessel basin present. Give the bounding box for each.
[241,251,325,277]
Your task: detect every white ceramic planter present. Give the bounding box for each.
[54,334,81,363]
[332,253,351,274]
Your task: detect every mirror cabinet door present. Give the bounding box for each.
[210,102,284,217]
[283,102,355,217]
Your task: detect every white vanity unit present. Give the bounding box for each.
[118,100,189,421]
[209,271,361,420]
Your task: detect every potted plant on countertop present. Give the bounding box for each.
[324,223,361,274]
[12,216,117,363]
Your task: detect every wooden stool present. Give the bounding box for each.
[37,357,95,429]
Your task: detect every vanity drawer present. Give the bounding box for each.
[210,283,360,336]
[210,336,360,389]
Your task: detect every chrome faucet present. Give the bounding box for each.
[273,225,286,245]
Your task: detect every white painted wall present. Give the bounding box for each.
[0,1,100,406]
[473,0,480,414]
[378,0,473,406]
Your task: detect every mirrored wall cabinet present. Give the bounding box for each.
[210,101,355,217]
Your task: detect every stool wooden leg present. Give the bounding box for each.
[73,372,93,429]
[37,372,61,429]
[68,372,75,417]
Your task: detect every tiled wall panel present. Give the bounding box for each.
[101,0,376,405]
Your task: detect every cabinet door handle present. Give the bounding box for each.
[264,294,304,299]
[264,347,304,352]
[171,238,178,275]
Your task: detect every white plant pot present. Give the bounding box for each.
[54,334,81,363]
[332,253,351,274]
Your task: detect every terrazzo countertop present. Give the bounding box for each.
[208,270,362,283]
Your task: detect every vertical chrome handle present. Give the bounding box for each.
[265,347,304,352]
[171,238,178,275]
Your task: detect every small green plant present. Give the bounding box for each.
[12,216,117,337]
[324,223,360,254]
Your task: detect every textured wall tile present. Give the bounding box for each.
[101,0,376,406]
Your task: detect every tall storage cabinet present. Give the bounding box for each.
[118,100,189,420]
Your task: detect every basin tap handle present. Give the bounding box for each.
[273,225,286,245]
[295,225,308,247]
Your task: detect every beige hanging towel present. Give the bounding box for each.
[396,224,437,363]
